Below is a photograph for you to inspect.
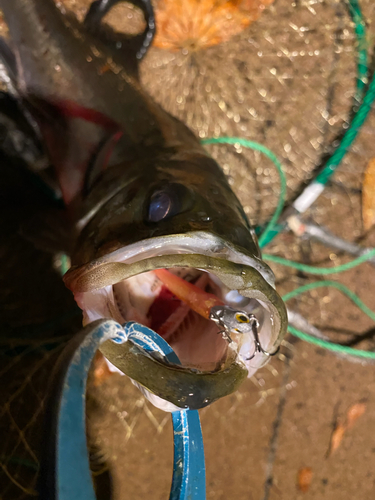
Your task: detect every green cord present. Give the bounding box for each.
[201,137,286,247]
[347,0,368,102]
[258,0,372,248]
[314,71,375,187]
[283,280,375,358]
[263,249,375,275]
[282,280,375,322]
[280,0,375,359]
[202,133,375,358]
[287,326,375,359]
[303,0,370,187]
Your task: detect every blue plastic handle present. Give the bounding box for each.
[41,319,206,500]
[170,410,206,500]
[122,322,206,500]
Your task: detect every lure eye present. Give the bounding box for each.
[235,313,250,323]
[147,183,194,223]
[148,191,172,222]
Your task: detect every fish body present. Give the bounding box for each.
[1,0,287,410]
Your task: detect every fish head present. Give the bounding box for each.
[71,152,261,262]
[64,151,287,411]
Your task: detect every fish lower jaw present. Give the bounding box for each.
[74,263,277,376]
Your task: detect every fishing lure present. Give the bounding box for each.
[209,305,280,359]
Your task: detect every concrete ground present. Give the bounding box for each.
[1,0,375,499]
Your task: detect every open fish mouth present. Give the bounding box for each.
[64,231,287,409]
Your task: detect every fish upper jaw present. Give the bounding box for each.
[65,231,276,292]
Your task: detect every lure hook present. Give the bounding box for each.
[209,305,280,359]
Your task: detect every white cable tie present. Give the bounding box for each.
[292,182,325,214]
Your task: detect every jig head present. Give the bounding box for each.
[209,305,279,360]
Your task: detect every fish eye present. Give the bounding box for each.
[148,191,172,222]
[235,313,249,323]
[147,183,194,223]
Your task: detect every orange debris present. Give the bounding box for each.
[346,401,367,429]
[153,0,274,51]
[297,467,313,493]
[327,401,367,456]
[327,422,346,457]
[362,157,375,230]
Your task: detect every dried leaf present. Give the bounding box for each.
[297,467,313,492]
[346,402,366,429]
[327,402,366,456]
[327,422,346,457]
[153,0,274,51]
[362,157,375,230]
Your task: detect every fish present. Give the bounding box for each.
[0,0,287,411]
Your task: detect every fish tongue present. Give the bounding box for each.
[157,301,191,341]
[148,285,184,333]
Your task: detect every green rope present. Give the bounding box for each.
[347,0,368,102]
[287,326,375,359]
[263,249,375,275]
[258,0,372,248]
[314,72,375,187]
[201,134,375,359]
[201,137,286,247]
[302,0,370,187]
[278,1,375,358]
[283,280,375,358]
[282,280,375,322]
